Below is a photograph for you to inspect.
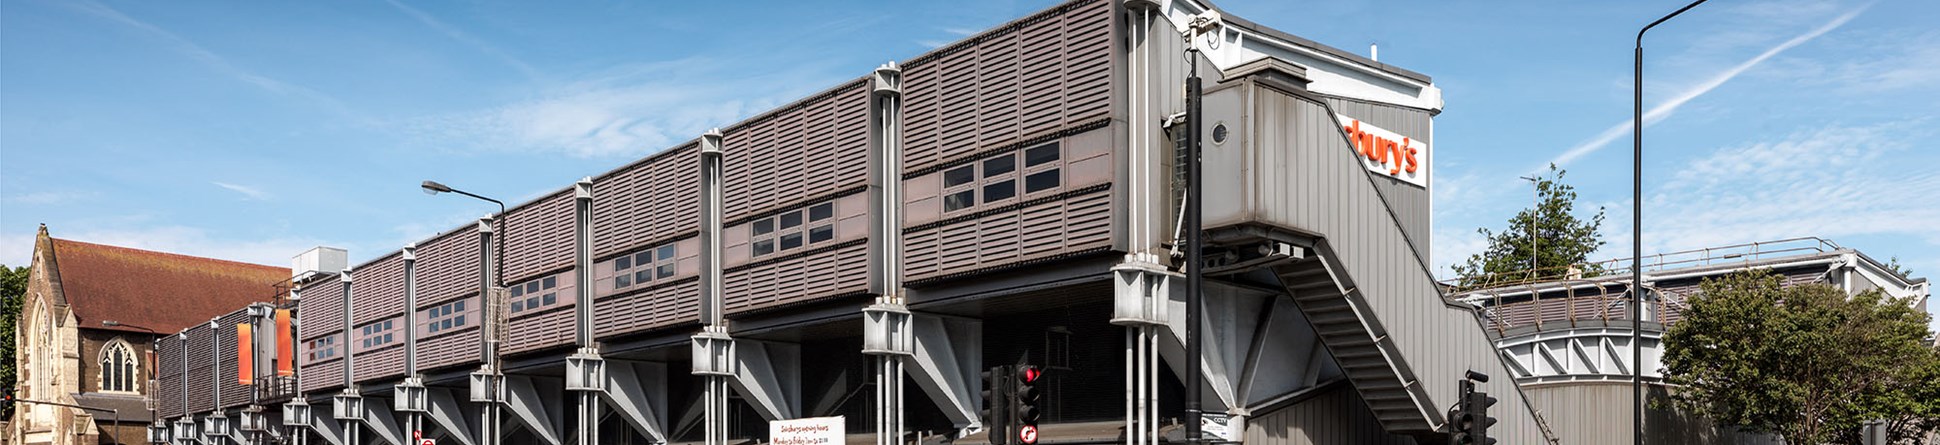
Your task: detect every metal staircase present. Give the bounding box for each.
[1272,255,1435,432]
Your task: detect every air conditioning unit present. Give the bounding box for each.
[291,247,348,280]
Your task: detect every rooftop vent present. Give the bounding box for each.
[291,246,348,281]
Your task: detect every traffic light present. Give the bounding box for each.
[1449,378,1498,445]
[981,366,1010,445]
[1012,365,1042,445]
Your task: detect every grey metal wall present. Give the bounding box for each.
[155,334,183,418]
[215,309,252,409]
[184,322,214,414]
[1322,97,1432,260]
[1243,382,1417,445]
[1201,78,1545,443]
[1523,382,1779,445]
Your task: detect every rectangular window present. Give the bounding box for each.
[753,219,774,236]
[753,239,775,256]
[809,203,833,222]
[657,245,675,262]
[944,165,976,188]
[635,270,652,284]
[808,225,833,244]
[526,297,540,309]
[543,294,557,305]
[983,180,1016,202]
[780,232,803,250]
[512,301,525,312]
[984,156,1015,177]
[615,256,631,270]
[944,190,975,212]
[1026,169,1060,193]
[779,212,803,229]
[1026,143,1060,167]
[635,251,653,267]
[542,276,556,289]
[657,263,675,279]
[509,285,524,297]
[616,274,631,288]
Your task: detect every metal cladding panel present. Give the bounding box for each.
[505,191,576,283]
[723,242,870,316]
[595,145,702,259]
[1522,382,1770,444]
[594,279,699,340]
[1324,97,1432,260]
[352,345,404,383]
[156,335,183,418]
[1213,85,1544,442]
[216,310,251,409]
[299,358,345,394]
[418,325,483,372]
[184,326,215,414]
[903,189,1113,282]
[418,229,482,307]
[503,307,575,355]
[901,0,1116,173]
[723,82,871,221]
[1242,383,1415,445]
[297,279,344,339]
[353,254,405,326]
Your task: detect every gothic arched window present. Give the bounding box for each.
[100,339,139,393]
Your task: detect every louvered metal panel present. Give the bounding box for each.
[723,242,870,316]
[1242,382,1414,445]
[297,279,344,339]
[216,310,251,409]
[156,335,183,418]
[184,325,215,414]
[505,191,576,283]
[904,190,1113,283]
[900,0,1116,173]
[353,254,405,326]
[503,308,576,355]
[352,345,404,383]
[418,325,483,372]
[722,81,871,222]
[299,359,344,394]
[417,229,481,307]
[594,279,700,340]
[595,145,702,259]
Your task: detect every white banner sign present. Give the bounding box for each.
[1336,114,1430,188]
[771,416,845,445]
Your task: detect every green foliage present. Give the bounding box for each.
[1661,270,1940,444]
[0,264,25,419]
[1885,256,1914,279]
[1452,164,1607,287]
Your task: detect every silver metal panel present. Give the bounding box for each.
[185,323,215,414]
[1242,383,1415,445]
[216,309,251,409]
[1522,382,1779,445]
[1323,97,1432,260]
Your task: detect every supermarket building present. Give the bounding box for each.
[147,1,1566,444]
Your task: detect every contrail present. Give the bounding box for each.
[1541,5,1870,173]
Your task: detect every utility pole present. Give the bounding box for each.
[1635,2,1709,443]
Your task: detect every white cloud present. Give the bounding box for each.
[1542,4,1869,172]
[0,225,330,268]
[64,0,354,117]
[381,0,542,81]
[212,182,271,200]
[2,190,98,205]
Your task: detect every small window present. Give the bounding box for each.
[780,232,803,250]
[657,245,676,262]
[510,285,524,297]
[526,297,539,308]
[656,263,675,279]
[615,256,631,270]
[1026,169,1060,193]
[542,276,557,289]
[512,301,525,312]
[635,251,653,267]
[809,203,833,222]
[616,274,631,288]
[384,333,393,344]
[983,156,1015,177]
[983,180,1016,202]
[944,190,975,212]
[543,294,557,305]
[944,166,975,188]
[1026,143,1059,167]
[430,323,440,333]
[753,239,775,256]
[455,300,465,311]
[525,281,540,293]
[753,219,774,236]
[809,225,833,244]
[635,270,652,284]
[454,315,465,326]
[440,319,452,330]
[779,212,803,229]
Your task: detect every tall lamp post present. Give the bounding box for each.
[1634,2,1708,443]
[422,179,508,445]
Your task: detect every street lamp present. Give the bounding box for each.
[421,180,507,287]
[1635,1,1708,444]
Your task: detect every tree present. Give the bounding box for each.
[1660,270,1940,444]
[1451,164,1607,287]
[0,264,25,419]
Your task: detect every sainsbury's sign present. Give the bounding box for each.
[1337,115,1429,188]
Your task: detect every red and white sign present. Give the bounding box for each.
[1018,425,1039,444]
[771,416,845,445]
[1337,115,1429,188]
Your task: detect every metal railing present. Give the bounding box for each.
[1444,237,1841,293]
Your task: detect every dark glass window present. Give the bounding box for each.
[616,274,631,288]
[657,263,675,279]
[510,285,524,297]
[512,301,525,312]
[543,294,557,305]
[526,297,539,308]
[440,319,452,330]
[615,256,631,270]
[1026,143,1059,167]
[455,300,465,311]
[753,239,775,256]
[542,276,556,289]
[454,315,465,326]
[657,245,675,262]
[635,270,652,284]
[635,251,653,266]
[944,166,975,187]
[984,156,1015,177]
[809,225,833,243]
[809,203,833,221]
[1026,169,1060,193]
[944,190,975,212]
[780,232,803,250]
[779,212,803,229]
[983,180,1016,202]
[753,219,774,236]
[526,281,540,293]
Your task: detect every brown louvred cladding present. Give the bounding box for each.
[904,189,1114,283]
[156,334,183,418]
[296,278,344,339]
[299,359,344,394]
[901,0,1115,173]
[723,241,871,316]
[185,324,214,413]
[418,323,483,372]
[216,309,253,409]
[352,253,404,326]
[416,228,482,307]
[594,144,701,259]
[595,278,699,340]
[722,81,871,222]
[504,190,575,283]
[352,345,404,383]
[503,307,575,355]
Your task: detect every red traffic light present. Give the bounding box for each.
[1019,366,1042,383]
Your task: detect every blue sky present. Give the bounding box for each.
[3,0,1936,328]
